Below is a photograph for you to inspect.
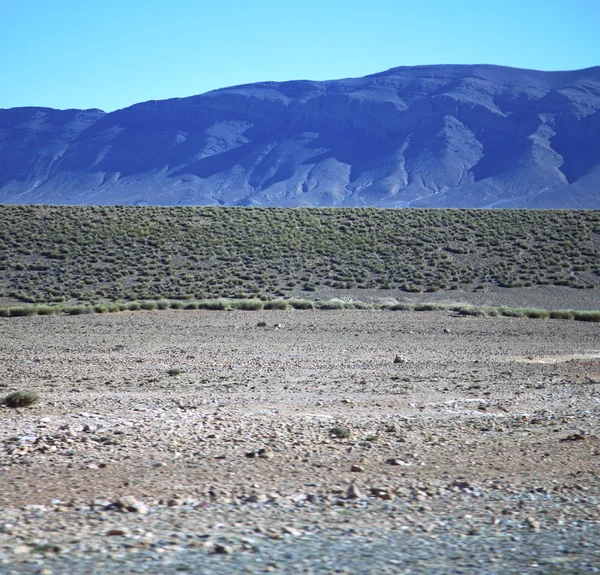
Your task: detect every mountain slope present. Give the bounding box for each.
[1,64,600,207]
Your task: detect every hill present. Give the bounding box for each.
[0,206,598,308]
[1,65,600,207]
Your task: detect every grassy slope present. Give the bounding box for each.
[0,206,599,305]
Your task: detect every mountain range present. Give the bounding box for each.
[1,64,600,208]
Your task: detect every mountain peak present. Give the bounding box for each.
[1,64,599,207]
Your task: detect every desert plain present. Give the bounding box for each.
[0,303,599,574]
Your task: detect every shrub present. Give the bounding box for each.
[330,426,351,439]
[574,310,600,322]
[140,300,158,310]
[288,299,315,310]
[167,368,181,376]
[2,390,39,408]
[263,299,290,310]
[36,305,58,316]
[65,305,93,315]
[315,299,347,310]
[549,309,575,320]
[8,306,38,317]
[230,299,264,311]
[196,299,230,310]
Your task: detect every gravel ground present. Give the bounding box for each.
[0,308,599,574]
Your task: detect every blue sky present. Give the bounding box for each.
[1,0,598,112]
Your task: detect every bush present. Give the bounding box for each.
[2,390,39,408]
[65,305,93,315]
[549,309,575,320]
[330,426,351,439]
[315,299,347,310]
[9,306,38,317]
[230,299,264,310]
[288,299,315,310]
[263,299,290,310]
[574,310,600,322]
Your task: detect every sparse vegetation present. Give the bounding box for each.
[0,299,599,321]
[2,390,39,408]
[0,206,597,307]
[330,426,351,439]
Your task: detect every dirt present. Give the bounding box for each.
[0,309,599,573]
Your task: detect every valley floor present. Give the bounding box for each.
[0,310,599,573]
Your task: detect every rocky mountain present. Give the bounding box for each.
[1,64,600,208]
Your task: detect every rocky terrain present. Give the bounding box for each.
[1,64,600,208]
[0,309,599,573]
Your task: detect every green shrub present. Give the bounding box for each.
[574,310,600,322]
[549,309,575,320]
[315,299,347,310]
[65,305,93,315]
[140,300,158,310]
[288,299,315,310]
[330,426,351,439]
[2,390,39,408]
[230,299,264,310]
[263,299,290,310]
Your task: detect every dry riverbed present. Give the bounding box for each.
[0,309,599,574]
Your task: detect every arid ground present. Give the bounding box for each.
[1,308,599,574]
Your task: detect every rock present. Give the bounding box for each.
[257,322,267,327]
[385,458,412,466]
[246,492,269,503]
[451,480,472,491]
[112,496,149,514]
[370,487,394,500]
[560,432,587,442]
[394,355,408,364]
[39,569,53,575]
[258,447,274,459]
[526,517,541,530]
[442,328,451,334]
[106,527,130,537]
[213,543,233,554]
[282,526,301,536]
[12,545,31,555]
[350,464,365,472]
[346,484,365,499]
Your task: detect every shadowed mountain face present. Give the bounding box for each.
[1,64,600,208]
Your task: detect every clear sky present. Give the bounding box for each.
[1,0,598,112]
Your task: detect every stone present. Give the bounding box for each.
[371,487,394,500]
[246,492,269,503]
[114,496,149,514]
[346,484,365,499]
[350,465,365,472]
[282,526,301,536]
[214,543,233,554]
[106,528,130,537]
[257,322,267,327]
[386,458,412,466]
[258,447,274,459]
[394,355,408,364]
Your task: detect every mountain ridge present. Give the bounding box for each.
[1,64,599,208]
